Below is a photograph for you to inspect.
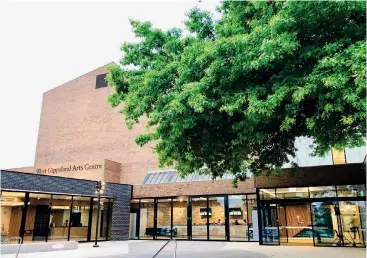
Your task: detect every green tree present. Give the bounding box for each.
[107,1,366,185]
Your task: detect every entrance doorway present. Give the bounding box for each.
[277,203,313,246]
[259,199,366,247]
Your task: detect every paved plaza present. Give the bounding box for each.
[1,240,366,258]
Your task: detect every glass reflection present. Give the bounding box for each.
[228,195,247,241]
[260,189,276,200]
[48,195,72,242]
[309,186,336,198]
[247,195,259,241]
[0,192,26,243]
[69,196,90,241]
[91,197,109,241]
[191,197,208,240]
[276,187,309,199]
[339,200,364,247]
[208,196,225,240]
[24,193,51,243]
[311,201,338,246]
[139,199,154,239]
[129,200,139,240]
[260,204,279,245]
[172,196,188,239]
[337,185,366,197]
[156,199,171,239]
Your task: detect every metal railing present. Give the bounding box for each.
[1,237,22,258]
[152,239,177,258]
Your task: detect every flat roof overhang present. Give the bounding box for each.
[254,163,366,189]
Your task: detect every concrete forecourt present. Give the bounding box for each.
[1,241,366,258]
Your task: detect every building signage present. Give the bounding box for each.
[36,163,103,175]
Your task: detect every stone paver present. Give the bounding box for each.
[1,240,365,258]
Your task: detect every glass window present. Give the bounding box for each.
[145,174,154,184]
[358,201,366,246]
[191,173,200,181]
[0,191,26,242]
[191,197,207,240]
[277,203,313,245]
[141,175,149,184]
[24,193,51,243]
[139,199,154,239]
[160,172,169,183]
[100,198,110,240]
[311,201,338,246]
[247,195,259,241]
[259,189,276,200]
[69,196,91,241]
[129,200,139,240]
[228,195,247,241]
[208,196,225,240]
[309,186,337,198]
[276,187,309,199]
[154,173,165,184]
[148,173,158,184]
[91,197,109,241]
[260,203,279,245]
[156,199,171,239]
[339,200,364,247]
[337,185,366,197]
[171,173,179,182]
[48,195,72,242]
[172,196,188,239]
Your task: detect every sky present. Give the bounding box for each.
[0,0,220,170]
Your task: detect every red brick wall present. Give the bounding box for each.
[132,179,256,198]
[34,63,160,185]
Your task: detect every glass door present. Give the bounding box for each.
[278,203,313,245]
[260,204,279,245]
[208,196,226,240]
[277,204,287,244]
[172,196,188,239]
[156,198,172,239]
[311,201,339,246]
[338,200,364,247]
[191,197,208,240]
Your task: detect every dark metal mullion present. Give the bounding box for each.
[45,194,52,242]
[153,199,157,240]
[256,189,263,245]
[206,197,209,240]
[170,199,173,239]
[224,195,229,241]
[137,200,141,240]
[274,188,280,245]
[187,197,192,240]
[275,204,280,245]
[309,202,316,246]
[67,196,73,241]
[284,205,288,243]
[336,200,345,247]
[87,197,93,242]
[246,195,250,241]
[19,192,29,243]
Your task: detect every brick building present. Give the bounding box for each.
[1,63,366,247]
